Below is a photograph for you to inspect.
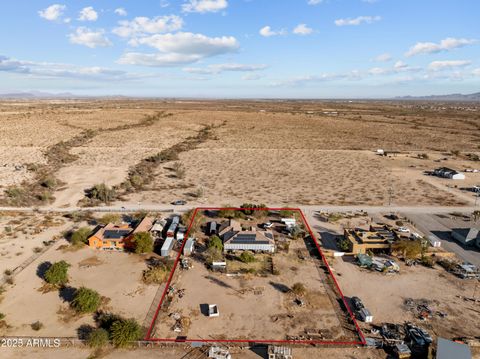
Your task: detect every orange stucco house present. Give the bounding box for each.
[88,217,154,251]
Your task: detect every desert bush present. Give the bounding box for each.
[239,251,255,263]
[417,153,429,159]
[392,240,422,260]
[70,227,91,246]
[71,287,101,313]
[31,321,43,331]
[40,176,57,189]
[142,265,169,285]
[4,269,12,276]
[172,162,186,179]
[87,184,116,204]
[132,232,153,254]
[218,208,236,219]
[110,318,142,348]
[87,328,109,348]
[291,282,306,296]
[420,256,435,268]
[44,260,70,285]
[98,213,121,225]
[4,187,25,199]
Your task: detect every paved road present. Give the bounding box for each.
[403,212,480,267]
[0,204,478,214]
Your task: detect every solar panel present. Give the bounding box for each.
[104,229,130,239]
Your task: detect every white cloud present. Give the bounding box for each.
[394,60,408,70]
[160,1,170,8]
[113,16,183,38]
[182,0,228,13]
[38,4,66,21]
[118,32,239,67]
[78,6,98,21]
[293,24,313,36]
[362,0,378,3]
[259,26,285,37]
[114,8,127,17]
[374,53,392,62]
[68,27,112,48]
[242,73,263,81]
[307,0,324,4]
[368,61,420,75]
[473,68,480,76]
[406,37,477,57]
[0,55,147,82]
[335,15,381,26]
[183,63,267,74]
[428,60,471,71]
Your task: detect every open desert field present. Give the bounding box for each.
[0,239,157,337]
[0,99,478,208]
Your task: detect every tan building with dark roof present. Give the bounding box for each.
[218,219,275,253]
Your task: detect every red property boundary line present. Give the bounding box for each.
[144,207,366,346]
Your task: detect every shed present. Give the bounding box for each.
[428,235,442,248]
[281,218,296,228]
[161,238,174,257]
[436,338,472,359]
[209,221,217,235]
[183,238,195,256]
[176,227,186,242]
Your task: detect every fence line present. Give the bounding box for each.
[0,239,58,286]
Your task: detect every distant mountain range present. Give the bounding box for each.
[395,92,480,102]
[1,91,479,101]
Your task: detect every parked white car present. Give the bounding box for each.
[397,227,410,233]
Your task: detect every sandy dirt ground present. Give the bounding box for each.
[136,148,468,206]
[0,241,157,337]
[0,346,391,359]
[1,100,479,207]
[0,213,69,275]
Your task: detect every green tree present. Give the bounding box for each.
[239,251,255,263]
[44,261,70,286]
[208,235,223,251]
[87,328,109,348]
[71,287,101,313]
[132,232,153,254]
[110,318,142,348]
[70,227,91,246]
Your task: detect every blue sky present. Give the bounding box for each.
[0,0,479,98]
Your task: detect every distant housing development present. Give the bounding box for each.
[218,219,275,253]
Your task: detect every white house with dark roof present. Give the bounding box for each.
[218,219,275,253]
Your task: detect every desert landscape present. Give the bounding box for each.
[0,99,479,209]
